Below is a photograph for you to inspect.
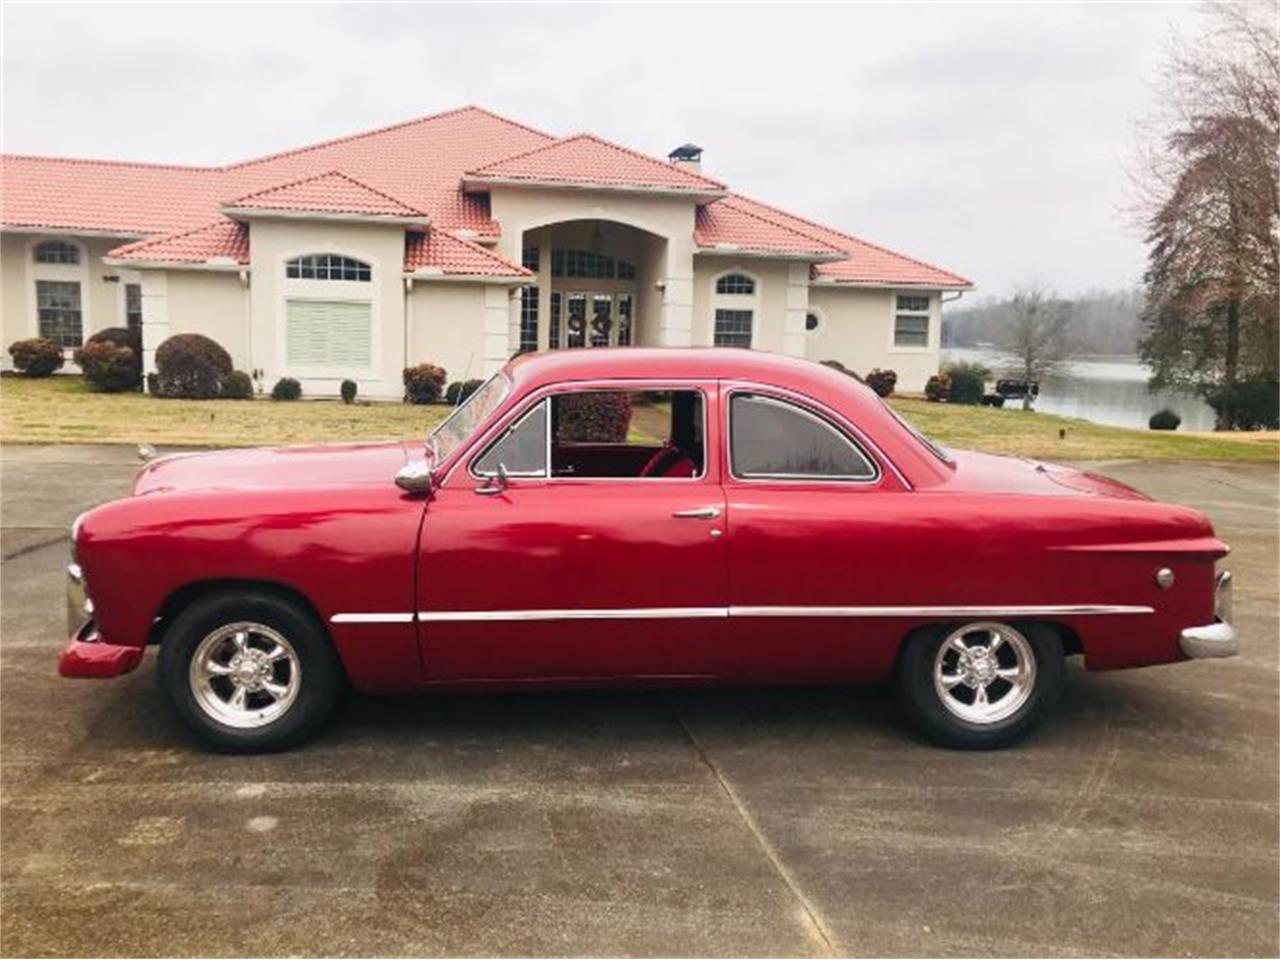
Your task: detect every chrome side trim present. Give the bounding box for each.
[330,613,416,624]
[417,607,729,623]
[729,604,1155,618]
[400,603,1154,624]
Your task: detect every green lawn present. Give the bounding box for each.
[1,374,1275,461]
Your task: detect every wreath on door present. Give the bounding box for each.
[567,314,585,336]
[591,315,613,338]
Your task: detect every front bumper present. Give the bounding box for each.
[59,562,143,679]
[1179,571,1237,660]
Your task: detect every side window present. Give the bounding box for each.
[472,399,548,477]
[730,394,876,481]
[550,390,704,479]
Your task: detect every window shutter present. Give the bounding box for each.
[286,300,372,367]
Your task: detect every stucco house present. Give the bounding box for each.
[1,105,971,397]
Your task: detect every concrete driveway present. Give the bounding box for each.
[1,445,1276,957]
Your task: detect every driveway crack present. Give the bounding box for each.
[676,714,838,957]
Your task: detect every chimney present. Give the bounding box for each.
[668,143,703,174]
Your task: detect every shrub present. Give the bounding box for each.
[403,363,448,404]
[1205,376,1280,431]
[340,379,358,404]
[8,337,64,377]
[944,361,990,406]
[1148,408,1181,431]
[271,377,302,401]
[74,342,139,392]
[924,373,951,402]
[154,333,232,399]
[445,378,484,406]
[556,391,634,442]
[146,372,159,395]
[864,368,898,398]
[223,370,254,400]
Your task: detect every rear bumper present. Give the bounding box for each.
[1179,571,1237,660]
[60,562,143,679]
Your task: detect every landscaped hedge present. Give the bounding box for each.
[924,373,951,402]
[1205,376,1280,431]
[341,379,358,404]
[403,363,448,404]
[223,370,254,399]
[271,377,302,401]
[944,361,990,406]
[1149,408,1181,431]
[75,327,142,392]
[556,391,633,442]
[8,337,64,377]
[153,333,233,399]
[445,378,484,406]
[864,368,898,398]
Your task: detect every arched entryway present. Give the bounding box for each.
[518,219,668,352]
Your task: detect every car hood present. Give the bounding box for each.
[935,449,1150,500]
[132,441,413,495]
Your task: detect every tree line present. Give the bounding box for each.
[943,288,1146,356]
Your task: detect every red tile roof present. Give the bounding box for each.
[3,105,969,288]
[707,194,971,288]
[226,170,426,219]
[404,230,531,277]
[466,134,725,193]
[107,219,249,265]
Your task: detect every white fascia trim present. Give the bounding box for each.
[100,256,245,272]
[404,270,530,285]
[2,224,151,239]
[221,207,431,228]
[811,277,974,291]
[695,245,846,263]
[462,175,726,202]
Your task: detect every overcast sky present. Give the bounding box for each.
[2,2,1202,297]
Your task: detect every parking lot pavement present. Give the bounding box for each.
[1,444,1276,957]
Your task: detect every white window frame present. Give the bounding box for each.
[25,236,90,352]
[276,248,381,380]
[708,267,761,348]
[889,290,934,353]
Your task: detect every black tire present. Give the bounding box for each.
[157,590,342,752]
[896,621,1065,749]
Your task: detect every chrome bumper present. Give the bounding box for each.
[66,562,94,637]
[1179,571,1236,659]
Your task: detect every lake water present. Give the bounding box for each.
[941,348,1217,431]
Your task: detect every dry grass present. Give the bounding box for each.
[1,374,1275,461]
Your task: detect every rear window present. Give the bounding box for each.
[730,394,877,480]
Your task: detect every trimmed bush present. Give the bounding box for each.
[154,333,232,399]
[403,363,448,404]
[924,373,951,402]
[75,327,142,392]
[1148,408,1181,431]
[271,377,302,401]
[864,368,898,398]
[944,361,990,406]
[556,391,633,442]
[8,337,64,377]
[445,378,484,406]
[223,370,254,400]
[340,379,358,404]
[1205,376,1280,431]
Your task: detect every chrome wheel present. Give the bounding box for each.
[189,622,300,729]
[932,622,1036,725]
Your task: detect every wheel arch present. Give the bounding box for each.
[892,617,1081,678]
[148,578,331,648]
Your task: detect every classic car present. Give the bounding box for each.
[60,348,1236,752]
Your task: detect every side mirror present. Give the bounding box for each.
[475,462,509,496]
[394,461,434,496]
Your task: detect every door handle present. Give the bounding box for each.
[673,507,721,520]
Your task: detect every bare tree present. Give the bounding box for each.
[996,284,1074,409]
[1130,0,1279,422]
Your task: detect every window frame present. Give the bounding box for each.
[35,279,84,348]
[715,273,756,295]
[462,383,714,486]
[284,253,372,282]
[725,388,883,486]
[33,240,81,265]
[891,290,932,351]
[283,297,374,370]
[470,396,552,479]
[713,308,755,349]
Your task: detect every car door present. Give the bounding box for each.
[416,381,729,682]
[720,383,908,683]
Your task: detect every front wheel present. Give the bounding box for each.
[157,590,342,752]
[896,621,1064,749]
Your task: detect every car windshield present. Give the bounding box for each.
[427,372,512,463]
[881,398,953,464]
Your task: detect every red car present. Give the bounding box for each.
[61,349,1236,752]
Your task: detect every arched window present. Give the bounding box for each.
[285,254,371,282]
[715,273,755,295]
[34,240,80,265]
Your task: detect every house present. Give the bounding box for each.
[0,106,971,397]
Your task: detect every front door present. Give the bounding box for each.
[416,384,726,682]
[557,291,634,348]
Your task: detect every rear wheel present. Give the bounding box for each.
[896,621,1064,749]
[158,591,342,752]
